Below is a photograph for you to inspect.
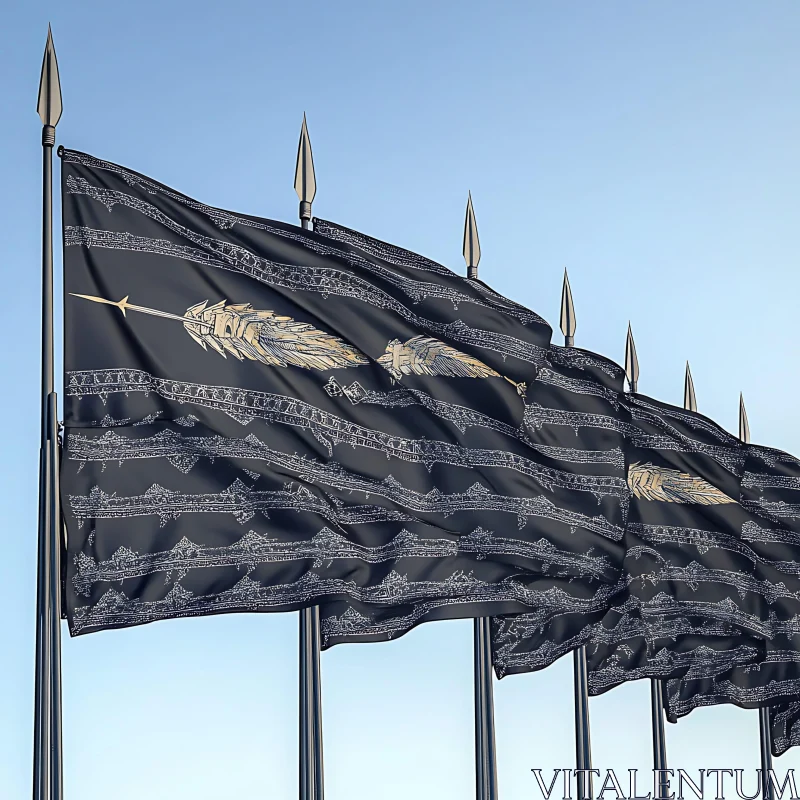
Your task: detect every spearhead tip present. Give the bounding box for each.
[294,113,316,205]
[739,393,750,443]
[560,268,576,339]
[625,322,639,390]
[462,191,481,274]
[684,361,697,412]
[37,24,62,128]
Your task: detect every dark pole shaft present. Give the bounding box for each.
[309,603,324,796]
[47,392,63,800]
[650,680,668,797]
[572,652,592,797]
[298,215,324,800]
[41,133,54,457]
[759,696,774,798]
[33,444,49,800]
[34,124,63,800]
[473,617,498,800]
[37,128,54,800]
[473,619,485,800]
[564,332,593,800]
[299,608,311,800]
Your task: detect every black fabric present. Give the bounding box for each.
[493,392,800,698]
[772,702,800,757]
[61,149,626,640]
[60,150,800,753]
[585,396,790,695]
[662,450,800,756]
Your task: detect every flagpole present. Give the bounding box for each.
[34,25,63,800]
[295,114,324,800]
[739,395,774,800]
[561,271,594,800]
[463,194,499,800]
[759,709,774,800]
[626,325,668,800]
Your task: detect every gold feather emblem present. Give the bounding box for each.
[71,294,369,371]
[376,336,526,395]
[627,462,734,505]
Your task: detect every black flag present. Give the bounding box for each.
[295,221,632,647]
[61,150,627,639]
[60,149,800,755]
[492,386,800,745]
[661,449,800,754]
[583,394,792,694]
[772,701,800,756]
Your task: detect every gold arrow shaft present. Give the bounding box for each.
[70,293,213,330]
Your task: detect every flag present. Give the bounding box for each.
[663,636,800,758]
[584,394,791,694]
[772,701,800,756]
[60,148,800,752]
[492,391,800,706]
[661,448,800,753]
[60,149,628,640]
[292,221,632,645]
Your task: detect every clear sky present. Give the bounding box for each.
[2,2,800,798]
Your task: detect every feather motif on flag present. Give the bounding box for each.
[627,462,734,505]
[69,293,369,371]
[376,335,526,394]
[183,300,369,370]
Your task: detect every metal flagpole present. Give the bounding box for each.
[625,325,668,800]
[34,25,64,800]
[738,395,774,800]
[561,271,593,800]
[463,193,499,800]
[294,113,325,800]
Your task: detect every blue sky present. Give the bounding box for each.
[2,2,800,798]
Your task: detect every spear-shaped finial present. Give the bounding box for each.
[739,393,750,444]
[463,192,481,280]
[560,269,576,347]
[37,25,62,138]
[294,113,316,228]
[625,323,639,393]
[684,362,697,412]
